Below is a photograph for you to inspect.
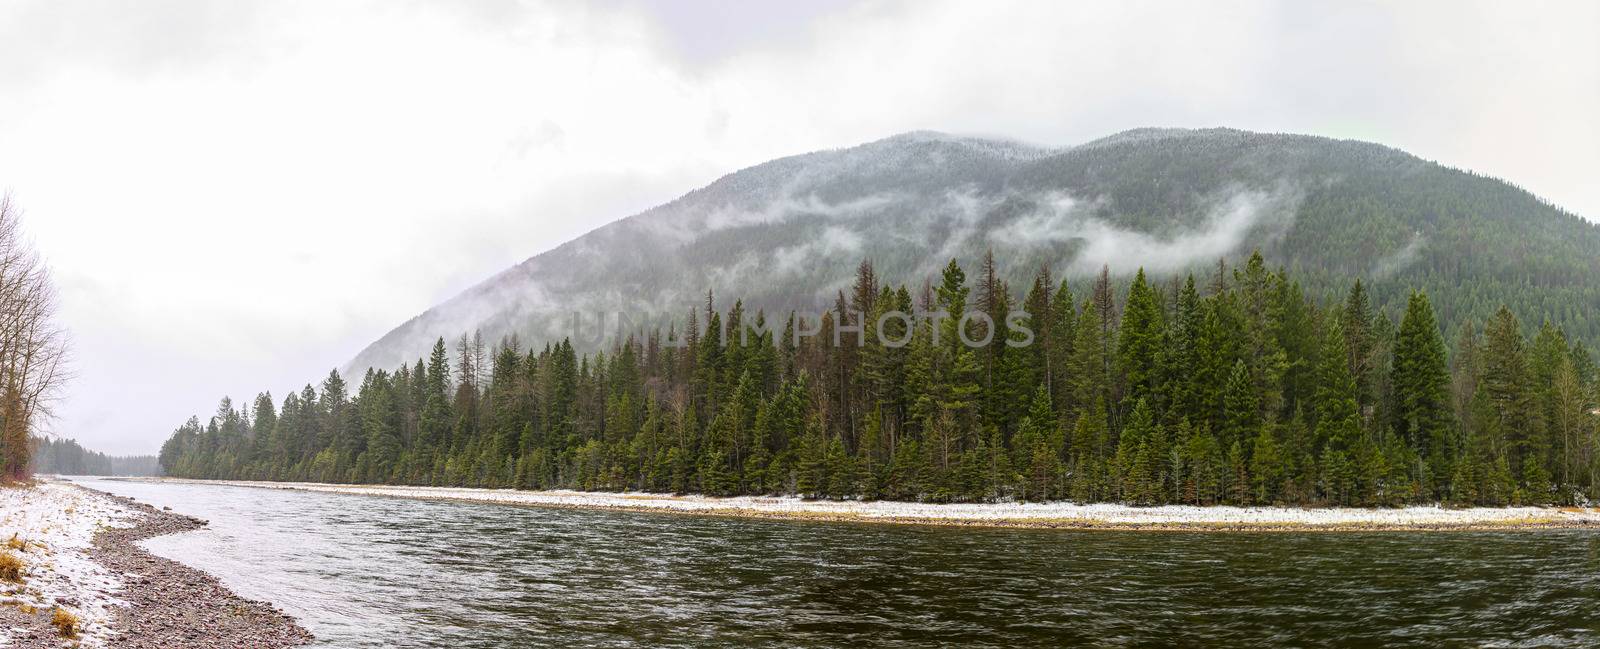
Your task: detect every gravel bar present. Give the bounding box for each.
[85,487,313,649]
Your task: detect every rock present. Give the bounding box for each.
[75,485,315,649]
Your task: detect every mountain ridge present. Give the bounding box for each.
[345,127,1599,377]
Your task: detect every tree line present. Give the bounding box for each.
[159,251,1600,506]
[32,437,160,477]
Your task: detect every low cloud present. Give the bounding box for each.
[701,192,898,232]
[988,192,1090,246]
[993,186,1301,276]
[772,225,862,276]
[1371,231,1427,279]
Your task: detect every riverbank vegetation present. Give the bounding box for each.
[159,252,1600,507]
[0,195,69,482]
[0,547,22,582]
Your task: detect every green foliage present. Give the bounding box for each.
[160,254,1600,507]
[1393,292,1453,477]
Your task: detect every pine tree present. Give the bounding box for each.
[1482,307,1537,485]
[1250,423,1283,503]
[1071,297,1108,423]
[1221,360,1260,458]
[933,259,982,434]
[420,338,454,474]
[1118,269,1165,403]
[1166,276,1203,424]
[1551,358,1587,499]
[1342,280,1376,415]
[1316,317,1363,504]
[1048,279,1077,417]
[1392,291,1453,490]
[1014,386,1059,501]
[1070,401,1110,502]
[360,370,400,483]
[153,254,1594,509]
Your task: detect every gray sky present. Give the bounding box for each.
[1,0,1595,455]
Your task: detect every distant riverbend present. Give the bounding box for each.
[121,478,1600,531]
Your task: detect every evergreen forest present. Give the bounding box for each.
[160,252,1600,507]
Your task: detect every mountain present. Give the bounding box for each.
[346,128,1600,376]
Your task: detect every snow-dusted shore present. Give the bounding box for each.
[1,480,311,649]
[139,478,1600,530]
[0,482,137,648]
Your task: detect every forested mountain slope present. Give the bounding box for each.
[346,128,1600,377]
[162,252,1600,507]
[163,130,1600,506]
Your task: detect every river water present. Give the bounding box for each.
[73,478,1600,647]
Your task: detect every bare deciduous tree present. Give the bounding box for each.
[0,194,69,480]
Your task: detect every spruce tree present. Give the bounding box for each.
[1392,291,1452,487]
[1048,280,1077,417]
[1117,269,1165,403]
[154,255,1599,507]
[1342,280,1376,414]
[421,338,454,469]
[1482,307,1536,484]
[1221,360,1260,458]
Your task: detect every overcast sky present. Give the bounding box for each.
[1,0,1596,455]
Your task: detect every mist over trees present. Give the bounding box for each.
[31,437,160,477]
[348,129,1600,379]
[0,195,69,481]
[160,252,1600,507]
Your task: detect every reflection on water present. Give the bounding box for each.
[75,478,1600,648]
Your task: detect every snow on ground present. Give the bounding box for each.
[0,481,137,648]
[151,478,1600,530]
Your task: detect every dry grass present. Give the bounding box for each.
[51,607,79,638]
[0,549,23,583]
[6,532,27,552]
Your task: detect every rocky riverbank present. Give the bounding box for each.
[0,481,311,648]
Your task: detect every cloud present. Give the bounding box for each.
[992,186,1301,276]
[910,189,1011,277]
[0,0,1594,454]
[988,193,1090,246]
[0,0,272,89]
[772,225,863,277]
[700,192,899,232]
[1371,232,1428,280]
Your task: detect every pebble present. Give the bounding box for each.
[2,486,318,649]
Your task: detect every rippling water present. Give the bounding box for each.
[73,478,1600,647]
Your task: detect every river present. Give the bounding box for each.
[73,478,1600,647]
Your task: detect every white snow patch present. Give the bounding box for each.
[0,481,138,648]
[141,479,1600,529]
